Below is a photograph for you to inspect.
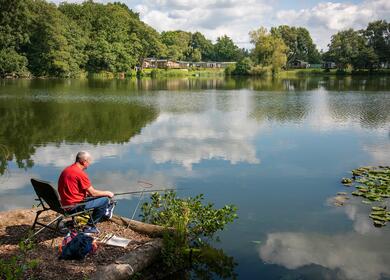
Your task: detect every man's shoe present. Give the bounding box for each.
[105,201,116,220]
[83,226,100,234]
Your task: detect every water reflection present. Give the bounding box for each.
[130,109,261,170]
[259,227,390,280]
[0,99,157,173]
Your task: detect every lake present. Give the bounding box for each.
[0,76,389,279]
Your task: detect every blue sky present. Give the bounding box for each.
[52,0,390,50]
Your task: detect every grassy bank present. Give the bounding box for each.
[279,68,390,77]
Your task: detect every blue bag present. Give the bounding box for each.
[59,232,94,260]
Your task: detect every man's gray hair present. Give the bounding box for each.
[75,151,91,163]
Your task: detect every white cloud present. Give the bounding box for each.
[277,0,390,50]
[50,0,390,50]
[137,0,271,47]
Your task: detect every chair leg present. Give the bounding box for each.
[26,215,63,242]
[54,217,63,235]
[31,210,44,230]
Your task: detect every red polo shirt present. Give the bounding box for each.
[58,163,91,206]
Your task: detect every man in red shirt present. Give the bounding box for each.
[58,151,114,233]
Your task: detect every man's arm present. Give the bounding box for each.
[86,185,114,198]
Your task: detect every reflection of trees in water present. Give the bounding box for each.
[249,92,309,122]
[327,91,390,128]
[322,76,390,91]
[161,245,237,280]
[0,99,157,173]
[3,75,390,92]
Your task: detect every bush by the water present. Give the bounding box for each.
[140,191,238,275]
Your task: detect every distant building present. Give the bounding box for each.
[288,60,310,69]
[142,58,236,69]
[142,58,181,69]
[309,64,322,69]
[322,61,337,69]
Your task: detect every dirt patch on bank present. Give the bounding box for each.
[0,209,152,279]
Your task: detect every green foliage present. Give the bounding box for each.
[224,63,236,75]
[161,30,192,60]
[0,239,39,280]
[0,48,28,77]
[190,32,214,61]
[214,35,241,62]
[250,27,287,75]
[141,191,238,241]
[271,25,321,64]
[140,191,238,277]
[364,20,390,66]
[326,29,378,70]
[232,58,253,75]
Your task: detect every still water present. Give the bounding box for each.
[0,76,389,279]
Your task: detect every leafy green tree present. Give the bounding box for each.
[189,48,202,62]
[271,25,321,64]
[213,35,240,61]
[26,0,86,77]
[364,20,390,67]
[60,1,164,73]
[161,30,192,60]
[327,29,377,70]
[232,57,252,75]
[250,27,287,74]
[190,32,214,61]
[0,0,30,76]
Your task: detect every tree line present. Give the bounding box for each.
[0,0,246,78]
[234,20,390,75]
[0,0,389,78]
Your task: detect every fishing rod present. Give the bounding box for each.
[114,188,178,196]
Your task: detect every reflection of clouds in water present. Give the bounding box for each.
[306,88,355,132]
[343,202,385,235]
[0,194,35,211]
[259,230,390,280]
[0,170,39,210]
[0,170,37,193]
[363,142,390,165]
[93,170,175,199]
[130,111,261,170]
[325,197,379,235]
[32,142,129,168]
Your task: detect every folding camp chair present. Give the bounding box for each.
[29,178,95,240]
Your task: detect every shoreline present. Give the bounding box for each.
[2,68,390,80]
[0,208,166,280]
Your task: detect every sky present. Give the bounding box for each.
[52,0,390,51]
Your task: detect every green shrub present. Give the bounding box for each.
[224,64,236,75]
[141,191,238,271]
[0,240,39,280]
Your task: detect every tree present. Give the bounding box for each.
[364,20,390,67]
[0,0,30,76]
[213,35,240,61]
[327,29,377,70]
[190,32,214,61]
[250,27,287,74]
[161,30,192,60]
[271,25,321,64]
[26,1,86,77]
[232,57,253,75]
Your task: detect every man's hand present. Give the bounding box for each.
[106,191,114,198]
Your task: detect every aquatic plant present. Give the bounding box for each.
[338,166,390,227]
